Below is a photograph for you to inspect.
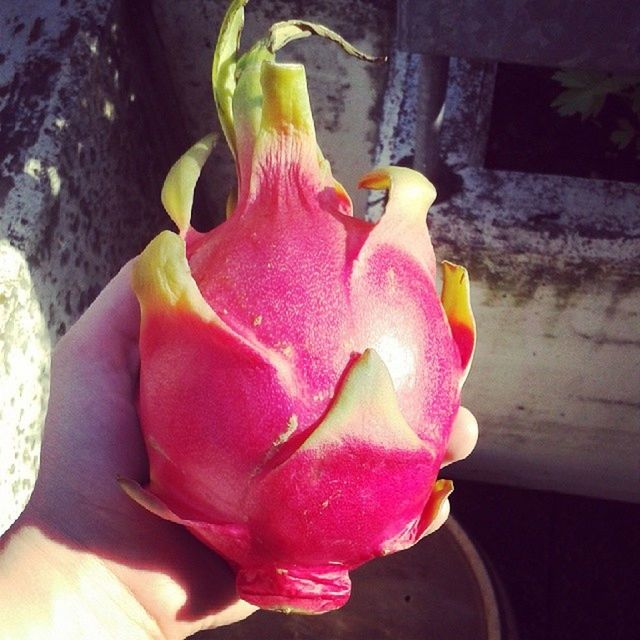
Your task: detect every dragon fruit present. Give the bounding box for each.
[120,0,476,614]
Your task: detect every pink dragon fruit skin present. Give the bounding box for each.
[120,0,476,614]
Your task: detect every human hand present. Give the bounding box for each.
[1,261,256,639]
[0,260,477,639]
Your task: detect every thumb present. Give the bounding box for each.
[55,260,140,378]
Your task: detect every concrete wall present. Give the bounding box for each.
[2,0,637,536]
[0,0,184,533]
[416,58,640,502]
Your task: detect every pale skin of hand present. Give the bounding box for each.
[0,261,478,640]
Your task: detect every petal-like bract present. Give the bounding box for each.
[127,0,475,614]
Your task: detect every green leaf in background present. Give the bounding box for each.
[610,118,636,150]
[551,70,640,121]
[551,69,640,158]
[552,70,609,89]
[551,88,605,120]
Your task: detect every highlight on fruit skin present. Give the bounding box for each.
[122,0,476,615]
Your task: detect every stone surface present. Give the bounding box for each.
[0,240,50,530]
[397,0,640,73]
[151,0,394,226]
[378,54,640,502]
[0,0,184,533]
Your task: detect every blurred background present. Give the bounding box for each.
[1,1,638,638]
